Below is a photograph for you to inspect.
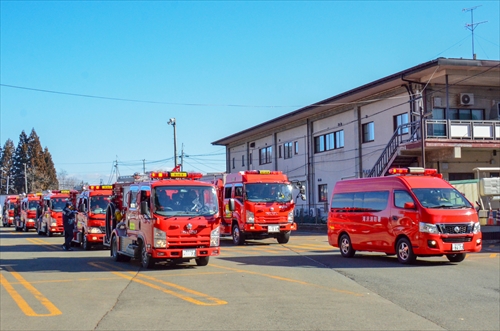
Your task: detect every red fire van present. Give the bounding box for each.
[327,167,482,264]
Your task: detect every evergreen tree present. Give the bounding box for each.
[27,129,48,192]
[0,139,15,194]
[11,131,30,194]
[43,147,59,189]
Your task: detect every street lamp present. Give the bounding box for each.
[167,118,177,167]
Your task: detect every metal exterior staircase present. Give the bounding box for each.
[367,121,420,177]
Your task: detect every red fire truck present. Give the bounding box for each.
[37,190,77,237]
[3,195,20,227]
[16,193,42,232]
[73,185,112,250]
[104,171,221,268]
[211,170,305,245]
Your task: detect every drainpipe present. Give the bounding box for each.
[401,76,426,168]
[356,106,363,177]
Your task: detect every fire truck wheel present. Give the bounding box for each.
[232,224,245,245]
[339,234,356,258]
[396,237,416,264]
[277,231,290,244]
[446,253,466,263]
[195,257,209,266]
[82,236,91,250]
[141,243,155,269]
[111,236,130,262]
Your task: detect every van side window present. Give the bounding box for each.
[331,191,388,212]
[224,186,232,199]
[394,190,415,208]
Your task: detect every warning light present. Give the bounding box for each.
[150,172,202,180]
[389,167,441,177]
[244,170,282,175]
[88,185,113,190]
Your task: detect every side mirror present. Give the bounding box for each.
[228,198,235,211]
[300,194,306,201]
[404,202,416,209]
[141,200,150,217]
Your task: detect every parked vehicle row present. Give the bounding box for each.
[3,167,483,266]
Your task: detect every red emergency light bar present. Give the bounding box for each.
[389,167,441,177]
[88,185,113,190]
[244,170,282,175]
[150,171,203,180]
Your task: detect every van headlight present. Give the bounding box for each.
[154,228,167,248]
[473,222,481,234]
[210,227,220,247]
[246,211,254,224]
[419,222,439,234]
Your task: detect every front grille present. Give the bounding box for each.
[437,224,472,234]
[442,237,472,243]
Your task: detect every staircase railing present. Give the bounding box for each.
[367,121,420,177]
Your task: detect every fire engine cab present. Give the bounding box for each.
[213,170,305,245]
[37,190,77,237]
[3,195,20,227]
[104,171,221,269]
[73,185,112,250]
[16,193,42,232]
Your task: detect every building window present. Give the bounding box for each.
[232,158,235,169]
[242,155,245,167]
[279,145,282,158]
[284,142,293,159]
[362,122,374,143]
[314,130,344,153]
[393,113,409,135]
[259,146,272,165]
[294,141,299,154]
[249,153,252,165]
[318,184,328,202]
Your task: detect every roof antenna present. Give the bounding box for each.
[463,5,487,60]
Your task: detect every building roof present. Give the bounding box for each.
[212,58,500,146]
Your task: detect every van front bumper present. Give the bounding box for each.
[412,233,482,255]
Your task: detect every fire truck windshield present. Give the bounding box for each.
[28,201,39,210]
[8,203,16,210]
[90,196,108,214]
[245,183,293,202]
[154,186,219,216]
[51,198,67,211]
[412,188,473,209]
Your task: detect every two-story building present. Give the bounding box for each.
[212,58,500,221]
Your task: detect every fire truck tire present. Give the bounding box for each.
[339,234,356,258]
[446,253,466,263]
[111,236,130,262]
[195,257,209,266]
[141,243,155,269]
[82,235,91,250]
[232,224,245,245]
[396,237,416,264]
[277,231,290,244]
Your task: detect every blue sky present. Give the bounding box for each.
[1,1,499,185]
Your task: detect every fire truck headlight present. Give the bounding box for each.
[28,218,35,223]
[288,211,294,223]
[88,227,102,234]
[51,218,58,226]
[246,211,254,224]
[210,227,220,247]
[9,217,14,221]
[473,222,481,234]
[154,228,167,248]
[419,222,439,234]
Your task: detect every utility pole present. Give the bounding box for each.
[142,159,146,174]
[463,6,487,60]
[168,118,177,167]
[180,144,184,171]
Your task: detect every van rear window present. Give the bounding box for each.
[331,191,389,212]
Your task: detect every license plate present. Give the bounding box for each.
[452,243,464,251]
[182,249,196,258]
[268,225,280,233]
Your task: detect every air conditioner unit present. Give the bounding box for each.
[460,93,474,106]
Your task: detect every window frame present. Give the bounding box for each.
[362,122,375,143]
